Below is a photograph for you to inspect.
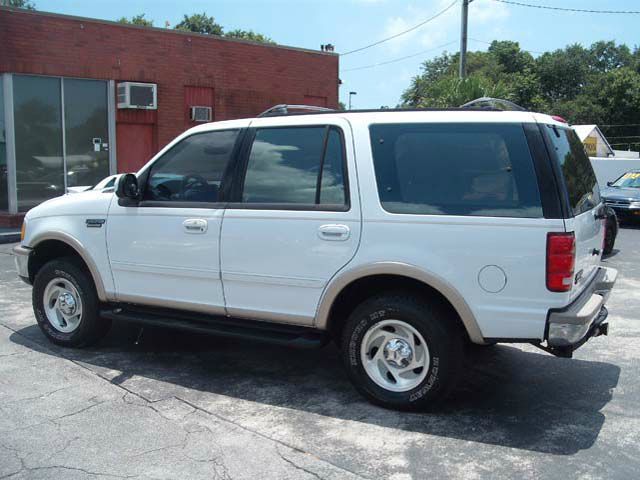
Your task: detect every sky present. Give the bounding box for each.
[33,0,640,109]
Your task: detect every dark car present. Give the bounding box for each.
[601,170,640,223]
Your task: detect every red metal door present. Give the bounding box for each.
[116,123,155,173]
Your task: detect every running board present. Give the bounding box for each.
[99,305,329,349]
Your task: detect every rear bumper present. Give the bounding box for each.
[547,267,617,348]
[13,245,32,284]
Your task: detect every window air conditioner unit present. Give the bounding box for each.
[117,82,157,109]
[190,106,212,122]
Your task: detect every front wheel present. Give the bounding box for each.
[341,293,464,410]
[32,257,111,347]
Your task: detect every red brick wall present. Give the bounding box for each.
[0,7,339,157]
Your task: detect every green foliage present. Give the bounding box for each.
[224,29,275,44]
[175,13,224,35]
[2,0,35,9]
[117,14,153,27]
[401,40,640,151]
[173,13,274,44]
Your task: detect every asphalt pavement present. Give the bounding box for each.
[1,227,639,479]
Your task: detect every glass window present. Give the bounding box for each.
[144,130,238,203]
[546,126,600,216]
[369,123,543,218]
[13,75,64,212]
[320,128,346,205]
[0,76,7,211]
[242,126,347,206]
[611,171,640,189]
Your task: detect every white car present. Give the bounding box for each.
[14,104,617,410]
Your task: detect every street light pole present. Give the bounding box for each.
[459,0,470,79]
[349,91,357,110]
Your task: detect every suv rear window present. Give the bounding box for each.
[545,126,600,216]
[369,123,543,217]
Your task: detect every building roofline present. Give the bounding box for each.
[0,6,338,58]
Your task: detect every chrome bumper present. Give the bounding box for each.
[547,267,617,348]
[13,245,32,283]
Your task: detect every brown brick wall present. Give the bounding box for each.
[0,7,339,153]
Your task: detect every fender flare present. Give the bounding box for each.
[28,231,108,302]
[315,261,485,344]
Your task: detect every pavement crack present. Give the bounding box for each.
[277,448,326,480]
[53,400,107,423]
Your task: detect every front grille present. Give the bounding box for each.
[604,199,631,207]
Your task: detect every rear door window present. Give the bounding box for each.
[546,126,600,216]
[369,123,543,217]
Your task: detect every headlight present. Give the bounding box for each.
[630,201,640,209]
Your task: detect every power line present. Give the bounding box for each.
[340,0,458,56]
[342,41,458,72]
[491,0,640,14]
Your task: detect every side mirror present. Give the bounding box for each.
[606,181,613,187]
[116,173,140,202]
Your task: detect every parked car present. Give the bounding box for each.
[14,105,616,410]
[601,170,640,223]
[603,206,618,256]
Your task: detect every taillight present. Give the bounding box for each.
[551,115,568,124]
[546,232,575,292]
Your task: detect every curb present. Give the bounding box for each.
[0,233,20,245]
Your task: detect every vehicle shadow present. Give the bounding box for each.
[11,322,620,456]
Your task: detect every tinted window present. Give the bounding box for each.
[242,126,347,207]
[369,123,543,217]
[144,130,238,203]
[546,126,600,216]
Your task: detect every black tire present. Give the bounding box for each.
[32,257,111,347]
[341,292,464,411]
[603,226,615,255]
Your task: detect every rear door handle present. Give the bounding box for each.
[318,224,350,241]
[183,218,208,234]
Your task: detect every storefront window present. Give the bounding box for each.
[13,75,64,212]
[0,77,8,211]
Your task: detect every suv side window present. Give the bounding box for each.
[545,126,600,216]
[241,126,347,208]
[144,129,239,203]
[369,123,543,218]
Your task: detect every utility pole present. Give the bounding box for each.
[459,0,470,79]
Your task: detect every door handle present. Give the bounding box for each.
[318,224,350,241]
[183,218,208,234]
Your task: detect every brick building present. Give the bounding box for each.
[0,7,339,225]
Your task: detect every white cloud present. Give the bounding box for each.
[380,0,511,54]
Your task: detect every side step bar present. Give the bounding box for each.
[99,305,329,349]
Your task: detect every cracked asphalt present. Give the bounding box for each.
[1,227,639,479]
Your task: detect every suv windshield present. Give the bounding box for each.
[611,171,640,188]
[547,126,600,216]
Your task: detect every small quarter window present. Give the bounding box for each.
[241,126,347,208]
[144,130,238,203]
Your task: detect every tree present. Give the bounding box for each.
[174,13,223,35]
[225,29,275,44]
[1,0,35,9]
[117,14,153,27]
[400,40,640,151]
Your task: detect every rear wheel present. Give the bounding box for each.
[341,293,464,410]
[32,258,111,347]
[603,226,615,255]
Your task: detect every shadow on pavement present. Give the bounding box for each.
[11,321,620,456]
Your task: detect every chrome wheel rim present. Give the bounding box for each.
[360,319,430,392]
[43,278,83,333]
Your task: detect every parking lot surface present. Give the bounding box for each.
[1,228,639,479]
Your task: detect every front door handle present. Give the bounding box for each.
[183,218,208,234]
[318,224,350,241]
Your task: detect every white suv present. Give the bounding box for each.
[14,105,617,410]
